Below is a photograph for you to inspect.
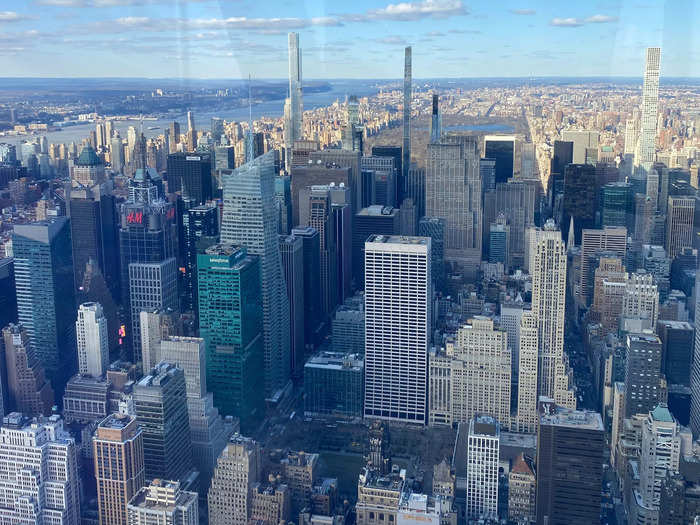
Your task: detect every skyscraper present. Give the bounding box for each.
[0,413,80,525]
[426,134,482,269]
[484,135,516,184]
[2,323,54,416]
[67,149,119,300]
[466,415,500,521]
[133,362,193,483]
[634,404,682,524]
[128,479,198,525]
[635,47,662,174]
[299,185,337,319]
[208,436,262,525]
[12,216,76,392]
[665,195,694,259]
[536,402,604,525]
[516,311,539,433]
[182,203,219,313]
[427,317,511,427]
[402,46,411,182]
[221,151,291,400]
[531,221,575,407]
[690,270,700,435]
[430,93,441,143]
[197,244,264,432]
[119,169,177,363]
[624,332,663,417]
[158,336,232,490]
[291,226,322,351]
[76,302,109,378]
[93,414,146,525]
[279,234,305,379]
[284,32,303,170]
[364,235,431,424]
[562,164,597,244]
[167,152,213,205]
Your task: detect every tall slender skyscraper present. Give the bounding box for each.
[402,46,412,181]
[284,32,303,169]
[531,220,574,407]
[221,151,291,400]
[635,47,661,174]
[364,235,431,424]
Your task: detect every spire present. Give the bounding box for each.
[246,74,254,163]
[567,216,575,250]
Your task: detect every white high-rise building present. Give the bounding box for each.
[427,318,510,427]
[221,151,291,400]
[516,311,539,433]
[128,479,198,525]
[466,415,499,520]
[76,302,109,377]
[635,47,661,173]
[632,404,683,525]
[364,235,431,424]
[621,271,659,330]
[531,221,568,400]
[0,413,81,525]
[284,32,303,169]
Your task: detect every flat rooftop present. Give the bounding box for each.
[540,407,604,431]
[367,234,429,245]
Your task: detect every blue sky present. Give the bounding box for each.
[0,0,697,78]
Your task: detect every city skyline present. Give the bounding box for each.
[0,0,697,78]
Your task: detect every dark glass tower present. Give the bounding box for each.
[536,401,604,525]
[291,227,322,351]
[118,169,178,363]
[182,204,219,313]
[166,152,213,205]
[68,145,119,299]
[562,163,597,244]
[484,137,515,185]
[197,244,264,433]
[12,216,76,395]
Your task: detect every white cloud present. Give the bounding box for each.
[550,13,619,27]
[550,17,584,27]
[584,14,619,23]
[344,0,468,22]
[510,9,536,15]
[0,11,29,22]
[376,36,408,45]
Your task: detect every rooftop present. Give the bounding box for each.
[357,205,397,217]
[539,404,604,431]
[75,145,102,166]
[367,234,430,246]
[98,413,135,430]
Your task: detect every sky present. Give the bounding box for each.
[0,0,698,79]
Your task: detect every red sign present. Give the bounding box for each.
[166,207,175,220]
[126,211,143,224]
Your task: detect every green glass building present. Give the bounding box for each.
[197,243,264,433]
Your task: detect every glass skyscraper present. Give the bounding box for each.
[12,216,76,394]
[197,244,264,433]
[118,169,177,363]
[221,151,291,400]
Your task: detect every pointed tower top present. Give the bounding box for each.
[567,216,575,250]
